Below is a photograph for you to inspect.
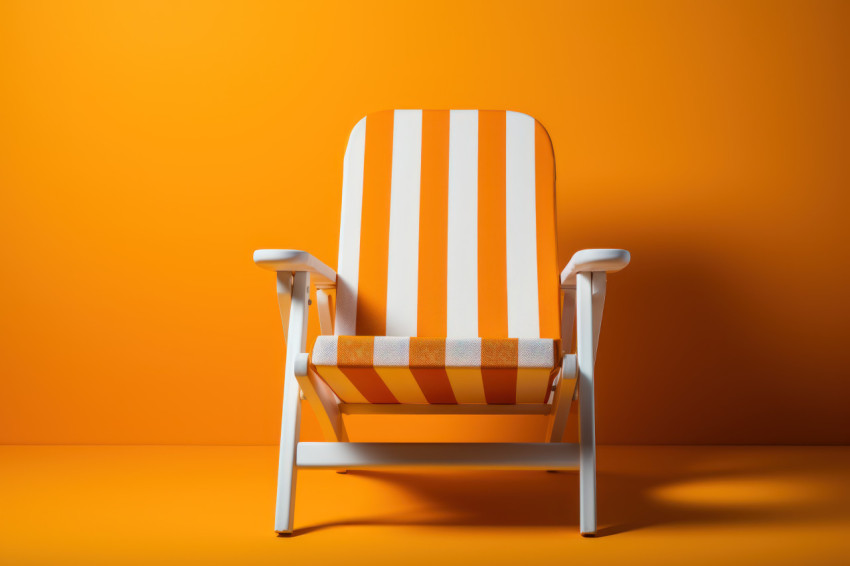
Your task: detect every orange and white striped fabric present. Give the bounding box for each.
[312,109,562,404]
[312,336,561,404]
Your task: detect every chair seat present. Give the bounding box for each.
[310,336,561,405]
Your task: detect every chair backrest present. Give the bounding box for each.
[335,109,560,340]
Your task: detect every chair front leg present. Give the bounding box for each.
[576,271,605,536]
[274,271,310,535]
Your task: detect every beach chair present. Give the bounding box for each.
[254,109,630,536]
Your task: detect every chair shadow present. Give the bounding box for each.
[291,447,849,537]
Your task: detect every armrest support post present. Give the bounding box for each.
[315,289,334,335]
[561,287,576,357]
[276,272,292,343]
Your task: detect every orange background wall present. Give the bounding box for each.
[1,0,848,445]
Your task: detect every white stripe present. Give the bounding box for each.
[372,336,410,366]
[447,110,479,338]
[505,111,540,338]
[517,338,555,368]
[311,336,338,365]
[444,338,482,367]
[335,117,367,335]
[385,110,422,336]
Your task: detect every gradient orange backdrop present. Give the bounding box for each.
[1,0,848,445]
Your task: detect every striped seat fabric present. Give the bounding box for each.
[313,336,560,404]
[311,109,562,404]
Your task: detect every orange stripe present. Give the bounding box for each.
[340,367,398,403]
[337,336,398,403]
[336,335,373,366]
[356,110,394,336]
[534,121,560,340]
[409,338,456,403]
[481,338,517,403]
[477,111,508,337]
[417,110,450,337]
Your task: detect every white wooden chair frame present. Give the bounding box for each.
[255,248,629,536]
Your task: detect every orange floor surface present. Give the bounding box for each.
[1,446,848,565]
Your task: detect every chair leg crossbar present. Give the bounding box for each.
[296,442,581,470]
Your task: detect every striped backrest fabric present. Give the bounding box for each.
[336,109,560,340]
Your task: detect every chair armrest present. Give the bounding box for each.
[253,249,337,287]
[560,249,630,288]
